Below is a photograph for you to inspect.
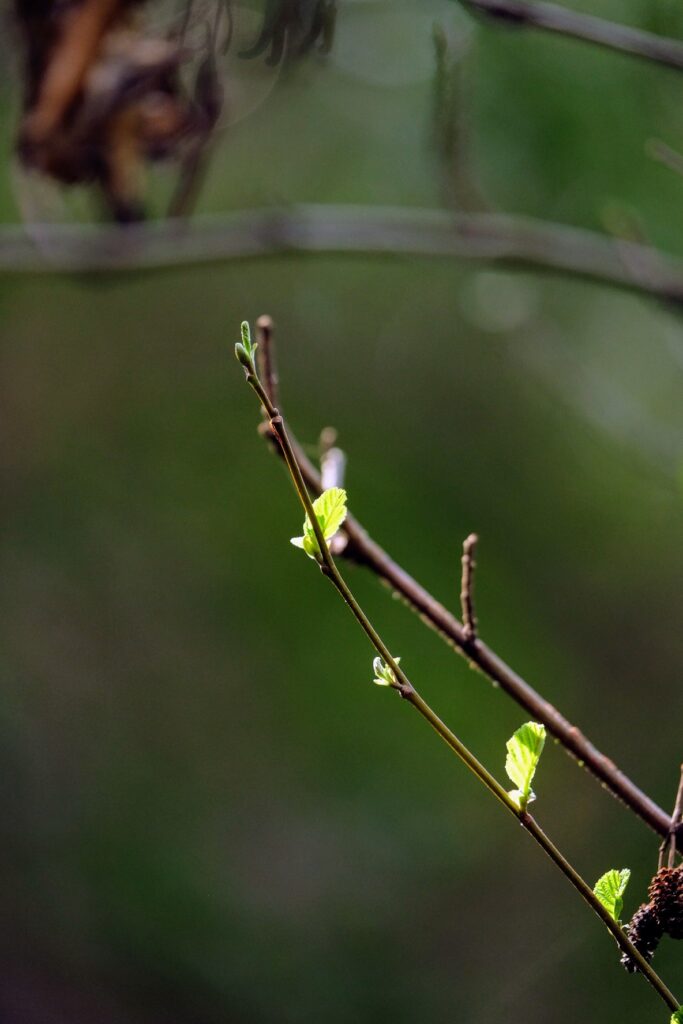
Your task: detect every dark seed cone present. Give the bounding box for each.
[620,902,664,973]
[649,865,683,939]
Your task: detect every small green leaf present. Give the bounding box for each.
[291,487,348,560]
[313,488,347,540]
[505,721,546,810]
[234,342,250,368]
[372,656,401,687]
[670,1010,683,1024]
[235,321,257,369]
[241,321,255,357]
[593,868,631,922]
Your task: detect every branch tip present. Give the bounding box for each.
[256,314,280,409]
[460,532,479,643]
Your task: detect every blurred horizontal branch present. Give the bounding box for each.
[458,0,683,72]
[3,205,683,308]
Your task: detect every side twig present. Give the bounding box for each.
[256,314,279,407]
[660,766,683,870]
[236,332,680,1017]
[254,319,673,841]
[459,0,683,73]
[460,532,479,643]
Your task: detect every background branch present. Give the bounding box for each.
[3,206,683,309]
[459,0,683,72]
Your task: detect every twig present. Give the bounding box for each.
[256,314,279,408]
[670,766,683,866]
[3,206,683,310]
[459,0,683,73]
[254,320,673,840]
[660,765,683,869]
[236,339,680,1016]
[460,532,479,643]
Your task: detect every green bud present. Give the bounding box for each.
[372,655,401,687]
[235,342,253,369]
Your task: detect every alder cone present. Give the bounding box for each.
[620,902,664,973]
[649,865,683,939]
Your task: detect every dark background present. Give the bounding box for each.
[1,1,682,1021]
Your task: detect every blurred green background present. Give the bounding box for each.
[1,1,683,1021]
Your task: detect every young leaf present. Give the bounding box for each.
[372,656,401,687]
[314,487,347,539]
[241,320,256,357]
[235,320,257,369]
[505,721,546,810]
[593,868,631,922]
[290,487,348,560]
[670,1010,683,1024]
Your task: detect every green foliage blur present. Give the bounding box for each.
[1,1,682,1021]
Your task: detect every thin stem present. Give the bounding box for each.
[256,315,279,408]
[671,766,683,844]
[239,351,680,1016]
[253,323,672,841]
[459,0,683,73]
[660,765,683,869]
[460,532,478,643]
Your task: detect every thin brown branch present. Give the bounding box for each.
[3,206,683,310]
[460,0,683,72]
[240,337,680,1014]
[256,314,279,408]
[660,765,683,868]
[670,766,683,864]
[256,318,672,840]
[672,766,683,832]
[460,532,479,643]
